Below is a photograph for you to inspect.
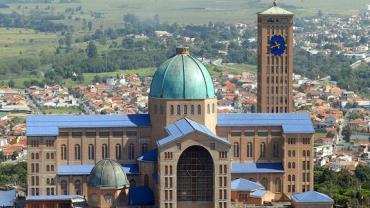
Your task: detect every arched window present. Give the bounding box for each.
[31,153,34,159]
[288,150,291,157]
[170,105,174,115]
[61,180,68,195]
[288,175,291,182]
[142,143,148,154]
[261,178,268,190]
[128,143,135,160]
[307,150,310,157]
[88,144,95,160]
[273,143,279,157]
[212,103,215,113]
[102,144,108,159]
[46,153,50,160]
[177,105,181,115]
[303,150,306,157]
[275,178,282,193]
[191,105,195,114]
[184,105,188,114]
[247,142,253,157]
[292,162,295,169]
[144,174,149,186]
[51,153,54,159]
[47,178,50,185]
[116,144,122,160]
[197,105,201,115]
[233,142,240,157]
[292,150,296,157]
[74,180,81,195]
[288,162,291,169]
[51,165,54,171]
[292,175,296,182]
[207,104,210,114]
[51,178,55,185]
[61,145,67,160]
[260,142,266,158]
[75,144,81,160]
[36,153,39,159]
[47,165,50,172]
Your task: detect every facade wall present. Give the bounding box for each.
[158,132,231,208]
[257,14,294,113]
[292,203,333,208]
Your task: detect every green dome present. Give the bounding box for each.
[88,160,129,189]
[149,48,215,99]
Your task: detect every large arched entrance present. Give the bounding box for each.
[177,146,214,207]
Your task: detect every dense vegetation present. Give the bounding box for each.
[0,161,27,186]
[315,165,370,207]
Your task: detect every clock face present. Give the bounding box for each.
[269,35,286,56]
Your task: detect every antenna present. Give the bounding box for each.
[273,0,277,6]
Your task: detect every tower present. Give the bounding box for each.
[257,3,294,113]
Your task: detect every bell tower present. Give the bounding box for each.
[257,2,294,113]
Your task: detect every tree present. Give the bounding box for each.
[87,21,92,31]
[86,41,98,58]
[7,80,15,88]
[65,33,72,51]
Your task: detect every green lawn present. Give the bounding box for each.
[41,107,84,115]
[0,28,58,59]
[0,0,367,27]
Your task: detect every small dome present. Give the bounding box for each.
[88,160,129,189]
[149,47,215,99]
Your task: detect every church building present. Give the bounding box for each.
[25,4,333,208]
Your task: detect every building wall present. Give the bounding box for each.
[292,202,333,208]
[157,132,231,208]
[27,126,151,196]
[257,14,294,113]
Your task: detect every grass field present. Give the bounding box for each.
[0,28,58,58]
[0,0,368,26]
[41,106,84,114]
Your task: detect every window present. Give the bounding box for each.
[61,180,68,195]
[271,131,282,136]
[86,131,96,137]
[275,178,282,193]
[230,131,241,137]
[46,153,50,159]
[177,105,181,115]
[239,193,248,202]
[233,142,240,157]
[102,144,108,159]
[88,144,95,160]
[303,150,306,157]
[261,178,268,190]
[128,143,135,160]
[197,105,201,114]
[61,145,67,160]
[31,153,34,160]
[184,105,188,114]
[307,150,310,157]
[72,132,82,138]
[74,180,81,195]
[112,131,123,137]
[126,131,137,137]
[142,143,148,154]
[260,142,266,158]
[191,105,195,114]
[257,130,268,137]
[207,104,210,114]
[75,144,81,160]
[303,161,306,170]
[170,105,174,115]
[99,131,109,137]
[212,103,215,113]
[116,144,122,160]
[244,130,254,136]
[247,142,253,157]
[273,143,279,157]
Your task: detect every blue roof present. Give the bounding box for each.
[26,195,84,201]
[157,118,230,147]
[0,189,16,206]
[231,178,265,192]
[26,114,151,136]
[291,191,334,204]
[217,113,314,134]
[58,163,139,175]
[250,190,267,198]
[231,162,284,174]
[128,186,155,206]
[137,148,158,162]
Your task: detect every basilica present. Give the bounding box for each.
[25,4,334,208]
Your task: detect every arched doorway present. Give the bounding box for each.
[177,146,214,205]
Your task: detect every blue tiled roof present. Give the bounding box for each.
[157,118,230,147]
[217,113,314,134]
[250,190,267,198]
[137,148,158,162]
[231,178,265,192]
[26,195,84,201]
[26,114,151,136]
[231,162,284,174]
[0,189,16,206]
[58,163,139,175]
[291,191,334,204]
[128,186,155,206]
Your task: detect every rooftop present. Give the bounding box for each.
[58,163,139,175]
[231,162,284,174]
[291,191,334,204]
[258,6,294,15]
[26,195,84,201]
[231,178,265,192]
[0,189,16,206]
